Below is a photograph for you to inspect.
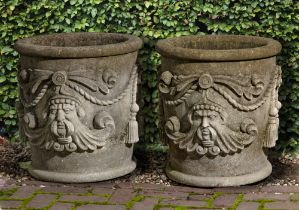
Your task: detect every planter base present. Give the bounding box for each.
[29,159,136,183]
[165,161,272,187]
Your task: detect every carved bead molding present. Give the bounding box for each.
[159,66,282,156]
[18,66,138,152]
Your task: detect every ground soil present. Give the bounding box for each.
[0,141,298,187]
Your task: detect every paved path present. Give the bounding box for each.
[1,180,299,210]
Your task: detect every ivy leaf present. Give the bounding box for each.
[0,76,7,83]
[144,1,151,8]
[91,8,97,18]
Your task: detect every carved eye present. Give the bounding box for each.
[193,111,202,120]
[50,109,56,115]
[209,115,217,120]
[64,108,71,114]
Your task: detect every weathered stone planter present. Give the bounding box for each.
[15,32,142,183]
[156,35,282,187]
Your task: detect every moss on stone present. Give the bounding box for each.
[42,193,62,210]
[206,192,223,208]
[174,207,187,210]
[77,192,111,198]
[0,187,17,198]
[60,200,108,205]
[65,199,125,210]
[290,193,299,202]
[18,189,44,209]
[125,195,145,210]
[256,200,274,210]
[230,194,243,210]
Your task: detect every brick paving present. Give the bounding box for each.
[0,180,299,210]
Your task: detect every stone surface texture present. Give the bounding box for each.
[1,181,299,210]
[156,35,282,187]
[14,32,142,183]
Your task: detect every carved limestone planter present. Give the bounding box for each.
[15,32,142,183]
[156,35,282,187]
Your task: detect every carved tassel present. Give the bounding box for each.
[126,67,139,144]
[264,66,281,148]
[128,106,139,144]
[264,117,278,148]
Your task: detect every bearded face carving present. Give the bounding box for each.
[160,67,283,156]
[165,102,258,156]
[49,98,80,145]
[192,108,223,148]
[22,95,115,152]
[18,65,138,153]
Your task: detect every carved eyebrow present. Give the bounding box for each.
[194,110,208,117]
[62,104,74,108]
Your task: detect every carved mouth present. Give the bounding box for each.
[57,122,66,136]
[51,120,75,138]
[202,129,211,139]
[202,140,214,147]
[57,136,72,144]
[202,129,210,136]
[199,128,215,147]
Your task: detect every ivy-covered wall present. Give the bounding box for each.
[1,0,299,152]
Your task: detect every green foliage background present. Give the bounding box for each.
[1,0,299,152]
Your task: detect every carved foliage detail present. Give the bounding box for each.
[160,66,281,154]
[165,103,258,156]
[22,95,115,152]
[19,66,138,152]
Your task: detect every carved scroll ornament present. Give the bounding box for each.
[165,103,258,156]
[21,96,115,152]
[159,68,280,111]
[159,66,282,155]
[19,66,139,152]
[19,67,125,108]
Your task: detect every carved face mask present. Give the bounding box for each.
[23,95,115,152]
[192,109,222,147]
[49,99,78,144]
[165,103,257,156]
[187,103,225,148]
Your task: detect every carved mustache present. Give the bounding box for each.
[51,120,75,138]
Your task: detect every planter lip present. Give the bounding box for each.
[14,32,143,58]
[156,35,282,61]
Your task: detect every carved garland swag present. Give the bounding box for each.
[18,66,139,152]
[159,66,282,156]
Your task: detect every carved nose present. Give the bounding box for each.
[56,109,65,122]
[201,117,209,128]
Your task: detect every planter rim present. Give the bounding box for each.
[156,35,282,61]
[15,32,143,58]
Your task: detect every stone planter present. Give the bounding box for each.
[156,35,282,187]
[15,32,142,183]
